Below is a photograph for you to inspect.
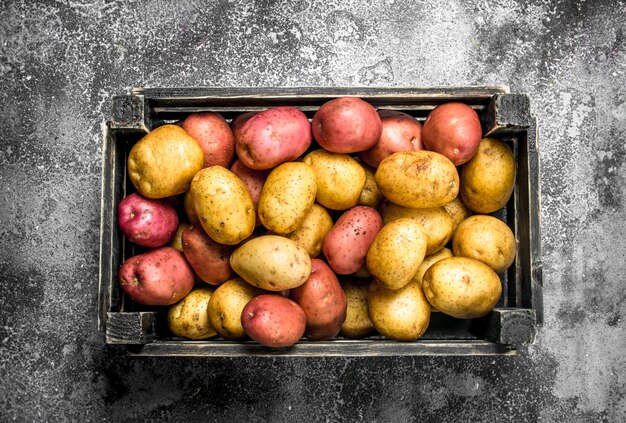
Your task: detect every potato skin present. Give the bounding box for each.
[443,195,472,233]
[368,279,431,341]
[230,159,269,226]
[128,124,204,199]
[181,112,235,168]
[230,235,312,291]
[181,225,234,285]
[322,206,383,275]
[289,259,347,341]
[452,215,516,273]
[167,287,217,340]
[360,110,423,167]
[340,279,375,339]
[422,256,502,319]
[422,102,482,166]
[460,138,516,213]
[366,218,428,290]
[258,162,317,235]
[375,150,459,208]
[234,106,312,170]
[169,222,191,252]
[413,247,454,286]
[241,294,306,347]
[289,203,334,257]
[190,166,255,245]
[207,278,264,340]
[381,203,454,255]
[118,193,179,248]
[118,247,195,306]
[356,159,384,209]
[312,97,382,153]
[183,190,200,225]
[303,149,366,210]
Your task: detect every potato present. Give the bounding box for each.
[230,111,255,133]
[241,294,306,347]
[460,138,516,213]
[182,225,234,285]
[234,106,312,170]
[168,222,190,252]
[322,206,383,275]
[312,97,382,153]
[230,235,312,291]
[127,124,204,199]
[303,149,366,210]
[230,159,269,226]
[422,256,502,319]
[375,150,459,208]
[118,193,179,248]
[368,279,431,341]
[422,102,482,166]
[290,259,347,341]
[190,166,255,245]
[340,279,375,339]
[167,287,217,340]
[360,110,423,167]
[365,218,428,290]
[452,215,516,273]
[356,159,384,209]
[413,247,454,286]
[289,203,334,257]
[207,278,264,340]
[443,195,472,233]
[181,112,235,168]
[258,162,317,235]
[380,203,454,255]
[118,247,195,306]
[183,190,200,225]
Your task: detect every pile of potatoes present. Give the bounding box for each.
[116,97,517,347]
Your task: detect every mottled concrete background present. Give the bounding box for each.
[1,0,625,421]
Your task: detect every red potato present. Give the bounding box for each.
[290,259,347,341]
[422,102,483,166]
[118,247,195,306]
[118,193,179,248]
[322,206,384,275]
[181,112,235,168]
[234,106,312,170]
[230,159,269,226]
[312,97,382,153]
[230,111,256,134]
[360,110,423,167]
[241,294,306,348]
[181,225,234,285]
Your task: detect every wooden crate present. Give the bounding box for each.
[99,87,542,357]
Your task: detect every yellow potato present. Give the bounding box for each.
[375,150,459,208]
[452,215,516,273]
[190,166,255,245]
[183,190,199,225]
[422,257,502,319]
[365,218,428,290]
[289,203,334,257]
[368,279,431,341]
[413,247,454,286]
[442,196,472,233]
[168,223,191,252]
[128,124,204,198]
[303,149,366,210]
[258,162,317,235]
[356,159,384,209]
[340,280,375,339]
[460,138,516,213]
[167,287,217,340]
[381,203,454,255]
[207,278,264,340]
[230,235,312,291]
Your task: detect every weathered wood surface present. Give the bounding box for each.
[106,312,157,344]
